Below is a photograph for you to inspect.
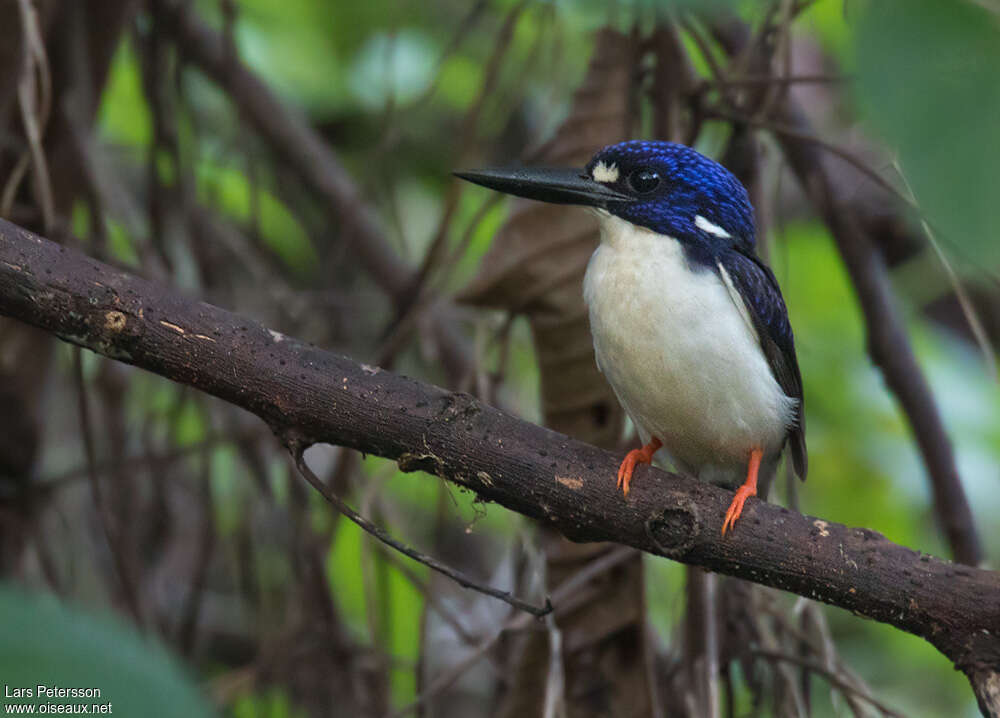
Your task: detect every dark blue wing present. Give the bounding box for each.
[718,249,807,479]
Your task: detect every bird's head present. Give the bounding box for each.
[456,140,756,256]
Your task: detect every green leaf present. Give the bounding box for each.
[98,39,152,148]
[196,161,318,274]
[855,0,1000,268]
[0,585,214,717]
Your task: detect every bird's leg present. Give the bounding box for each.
[616,437,662,495]
[721,447,763,536]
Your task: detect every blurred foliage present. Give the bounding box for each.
[232,688,306,718]
[0,585,214,717]
[2,0,993,717]
[99,40,153,148]
[855,0,1000,270]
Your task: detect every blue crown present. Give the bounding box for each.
[585,141,756,254]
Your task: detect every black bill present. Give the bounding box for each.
[454,167,633,207]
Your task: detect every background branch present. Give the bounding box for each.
[157,0,474,383]
[770,96,983,566]
[708,16,984,568]
[290,447,550,617]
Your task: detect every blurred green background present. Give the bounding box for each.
[2,0,998,716]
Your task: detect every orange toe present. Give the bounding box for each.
[721,483,757,535]
[615,438,662,496]
[721,447,763,536]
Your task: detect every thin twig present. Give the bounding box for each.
[704,106,908,204]
[290,448,552,617]
[159,0,475,381]
[751,650,905,718]
[73,348,145,624]
[770,597,883,712]
[382,1,528,345]
[542,613,567,718]
[375,195,499,370]
[2,0,54,228]
[176,444,216,655]
[891,160,998,382]
[388,547,637,718]
[750,0,794,124]
[703,73,849,87]
[372,542,480,647]
[39,427,264,492]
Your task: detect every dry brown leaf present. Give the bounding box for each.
[459,28,639,449]
[461,28,660,718]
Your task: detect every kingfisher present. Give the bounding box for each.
[457,140,806,534]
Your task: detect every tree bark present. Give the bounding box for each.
[1,217,998,712]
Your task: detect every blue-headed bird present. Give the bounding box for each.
[457,141,806,534]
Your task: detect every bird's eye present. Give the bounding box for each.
[628,167,661,194]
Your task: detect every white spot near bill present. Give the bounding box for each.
[695,214,732,238]
[591,161,619,184]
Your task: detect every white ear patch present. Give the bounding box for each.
[695,215,732,239]
[591,161,619,183]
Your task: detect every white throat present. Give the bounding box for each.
[589,208,660,248]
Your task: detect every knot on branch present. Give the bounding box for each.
[436,392,481,423]
[103,310,128,332]
[271,426,315,458]
[92,307,142,346]
[397,451,444,476]
[60,302,145,360]
[645,491,701,557]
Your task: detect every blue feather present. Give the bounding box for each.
[586,140,757,258]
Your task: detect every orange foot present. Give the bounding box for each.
[722,447,763,536]
[616,437,663,496]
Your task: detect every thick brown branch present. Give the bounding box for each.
[1,218,999,705]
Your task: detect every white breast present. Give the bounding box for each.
[583,212,796,481]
